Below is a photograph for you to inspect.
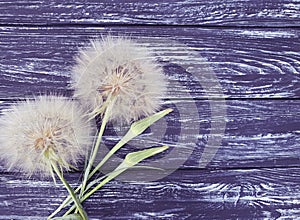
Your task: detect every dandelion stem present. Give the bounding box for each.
[48,108,173,218]
[50,161,88,220]
[63,146,169,216]
[80,95,115,198]
[88,108,173,178]
[88,134,129,178]
[64,171,120,216]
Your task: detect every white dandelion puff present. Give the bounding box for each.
[71,36,167,124]
[0,95,93,177]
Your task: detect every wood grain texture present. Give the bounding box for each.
[0,99,299,171]
[0,0,299,27]
[1,168,300,219]
[0,0,299,219]
[0,26,299,99]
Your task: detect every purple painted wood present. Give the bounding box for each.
[1,168,300,219]
[0,0,299,26]
[0,0,299,219]
[0,99,299,171]
[0,27,299,99]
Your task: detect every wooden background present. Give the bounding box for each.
[0,0,299,219]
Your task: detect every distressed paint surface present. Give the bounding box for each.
[0,27,299,99]
[0,0,299,219]
[0,0,299,26]
[0,99,299,171]
[1,168,300,219]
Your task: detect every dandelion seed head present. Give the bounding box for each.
[72,36,167,124]
[0,96,93,177]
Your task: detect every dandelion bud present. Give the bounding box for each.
[0,96,92,177]
[71,36,167,124]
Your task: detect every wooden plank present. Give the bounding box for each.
[1,168,300,219]
[0,26,299,99]
[0,0,299,26]
[0,99,299,171]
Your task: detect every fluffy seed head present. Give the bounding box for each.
[0,96,92,177]
[71,36,167,124]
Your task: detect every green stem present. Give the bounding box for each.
[48,171,109,218]
[88,134,129,178]
[63,145,169,216]
[51,161,88,220]
[64,169,124,216]
[49,108,172,218]
[88,108,173,178]
[80,96,115,198]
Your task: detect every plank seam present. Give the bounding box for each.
[1,97,300,102]
[0,23,300,29]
